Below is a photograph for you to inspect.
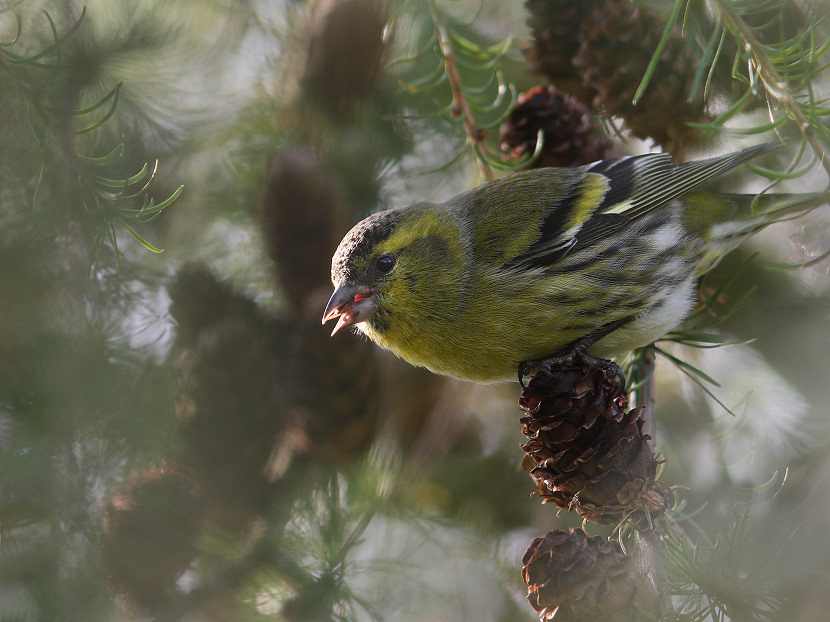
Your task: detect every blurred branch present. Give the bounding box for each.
[0,8,181,266]
[152,521,314,622]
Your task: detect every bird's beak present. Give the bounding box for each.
[322,283,376,336]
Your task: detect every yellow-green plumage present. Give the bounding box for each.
[324,144,829,383]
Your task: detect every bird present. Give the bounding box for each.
[322,143,829,383]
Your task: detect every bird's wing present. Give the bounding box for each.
[500,143,777,272]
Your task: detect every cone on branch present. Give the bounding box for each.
[177,317,291,529]
[261,148,349,310]
[261,149,381,463]
[168,262,266,350]
[500,85,610,168]
[522,528,662,621]
[524,0,594,102]
[572,2,710,152]
[525,0,731,153]
[519,360,671,528]
[301,0,388,121]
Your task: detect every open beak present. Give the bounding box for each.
[322,283,376,336]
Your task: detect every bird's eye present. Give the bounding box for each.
[375,254,395,273]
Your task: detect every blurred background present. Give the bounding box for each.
[1,0,829,620]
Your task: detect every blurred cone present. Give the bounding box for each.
[102,467,202,612]
[177,317,290,529]
[301,0,388,120]
[572,2,709,152]
[261,148,381,463]
[522,528,662,621]
[524,0,593,101]
[261,149,349,310]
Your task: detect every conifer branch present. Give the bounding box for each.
[710,0,830,175]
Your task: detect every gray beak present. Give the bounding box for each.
[322,283,376,336]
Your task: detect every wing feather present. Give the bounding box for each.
[500,143,778,272]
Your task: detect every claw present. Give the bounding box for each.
[516,316,635,389]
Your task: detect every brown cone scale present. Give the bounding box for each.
[522,528,662,621]
[500,85,610,168]
[519,362,671,528]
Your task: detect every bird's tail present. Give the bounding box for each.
[695,190,829,276]
[745,190,830,222]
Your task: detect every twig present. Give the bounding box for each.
[637,348,657,446]
[428,0,494,181]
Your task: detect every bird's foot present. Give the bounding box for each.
[519,350,626,392]
[517,316,635,390]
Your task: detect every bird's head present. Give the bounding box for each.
[322,209,401,336]
[322,204,463,337]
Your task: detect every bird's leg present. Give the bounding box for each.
[518,316,636,389]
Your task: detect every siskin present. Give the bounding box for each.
[323,144,829,383]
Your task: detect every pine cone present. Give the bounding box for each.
[261,148,381,463]
[168,263,265,349]
[519,361,671,527]
[572,2,709,152]
[522,528,662,621]
[178,318,291,529]
[500,85,610,168]
[524,0,594,101]
[261,148,349,310]
[301,0,387,120]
